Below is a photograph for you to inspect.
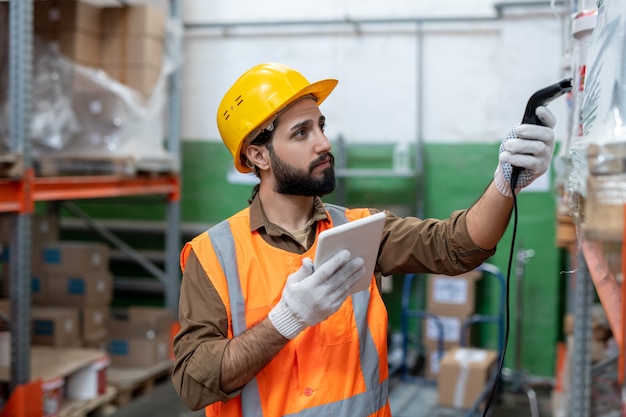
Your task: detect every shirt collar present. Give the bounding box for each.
[249,195,330,236]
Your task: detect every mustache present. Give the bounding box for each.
[309,153,335,172]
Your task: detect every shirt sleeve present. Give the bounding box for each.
[377,209,495,276]
[171,249,241,411]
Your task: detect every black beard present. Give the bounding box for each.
[270,149,336,197]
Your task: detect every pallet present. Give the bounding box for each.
[35,153,178,177]
[107,359,173,407]
[0,346,108,383]
[61,386,118,417]
[36,154,137,177]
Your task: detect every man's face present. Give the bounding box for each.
[267,98,335,197]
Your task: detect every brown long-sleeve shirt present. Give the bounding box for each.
[172,196,495,411]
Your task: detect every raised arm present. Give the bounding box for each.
[466,105,556,249]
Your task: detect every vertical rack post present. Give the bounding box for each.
[8,0,33,390]
[165,0,182,316]
[571,249,592,417]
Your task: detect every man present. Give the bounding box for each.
[172,63,556,416]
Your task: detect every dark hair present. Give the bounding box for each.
[247,124,277,204]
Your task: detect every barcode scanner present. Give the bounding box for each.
[509,78,573,190]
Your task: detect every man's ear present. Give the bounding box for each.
[245,144,270,171]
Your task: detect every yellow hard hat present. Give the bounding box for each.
[217,63,338,173]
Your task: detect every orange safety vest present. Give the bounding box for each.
[180,203,391,417]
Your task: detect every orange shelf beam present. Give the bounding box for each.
[33,174,180,202]
[581,239,622,349]
[0,173,180,214]
[0,169,35,213]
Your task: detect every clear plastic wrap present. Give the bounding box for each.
[575,0,626,240]
[0,6,80,154]
[0,11,183,174]
[30,39,81,154]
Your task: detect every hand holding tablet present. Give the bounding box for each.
[314,211,386,293]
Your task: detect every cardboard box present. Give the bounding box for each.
[108,331,169,367]
[101,64,161,97]
[100,36,164,67]
[34,0,102,67]
[0,298,9,317]
[424,313,471,350]
[0,213,60,244]
[41,241,110,274]
[45,270,113,307]
[427,270,481,316]
[57,31,100,67]
[101,5,166,39]
[437,347,499,409]
[0,331,9,368]
[83,331,108,350]
[99,4,166,96]
[34,0,102,35]
[108,306,174,367]
[80,305,110,339]
[31,306,81,347]
[556,214,577,248]
[2,244,46,276]
[1,268,48,305]
[127,306,174,326]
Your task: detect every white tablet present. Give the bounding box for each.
[314,211,386,293]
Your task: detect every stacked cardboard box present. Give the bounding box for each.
[33,0,166,96]
[39,240,112,348]
[34,0,102,67]
[108,306,174,367]
[0,213,60,304]
[423,270,481,380]
[0,212,113,348]
[100,5,166,97]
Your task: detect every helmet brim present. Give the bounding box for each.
[234,78,338,173]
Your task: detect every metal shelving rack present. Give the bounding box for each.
[3,0,182,406]
[573,237,625,417]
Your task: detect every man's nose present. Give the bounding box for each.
[314,129,331,153]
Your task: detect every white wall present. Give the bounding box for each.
[180,1,571,146]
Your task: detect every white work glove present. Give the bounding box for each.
[494,106,556,197]
[268,249,365,340]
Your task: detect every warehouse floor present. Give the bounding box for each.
[108,376,553,417]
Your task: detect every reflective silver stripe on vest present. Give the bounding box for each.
[208,221,263,417]
[324,203,347,226]
[208,206,387,416]
[208,220,246,336]
[324,204,388,412]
